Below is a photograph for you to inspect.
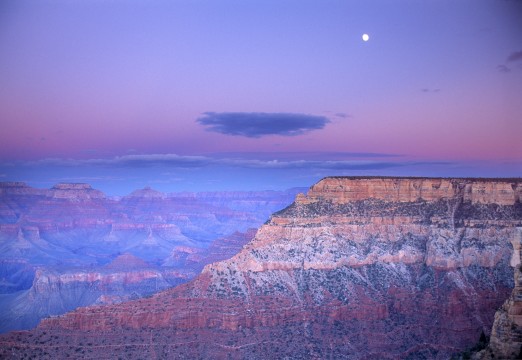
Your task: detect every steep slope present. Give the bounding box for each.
[1,177,521,359]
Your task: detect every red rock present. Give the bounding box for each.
[1,177,520,359]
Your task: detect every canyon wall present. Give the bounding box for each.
[0,182,298,333]
[1,177,521,359]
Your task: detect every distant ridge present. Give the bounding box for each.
[0,182,302,333]
[105,253,150,270]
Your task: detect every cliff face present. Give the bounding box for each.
[475,229,522,359]
[1,177,521,359]
[213,177,521,274]
[304,177,521,205]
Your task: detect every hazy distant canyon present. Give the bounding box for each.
[0,182,301,333]
[1,177,522,359]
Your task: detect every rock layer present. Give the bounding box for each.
[305,177,522,205]
[1,177,521,359]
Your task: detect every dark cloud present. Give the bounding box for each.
[497,64,511,73]
[197,112,330,138]
[421,88,440,93]
[507,50,522,62]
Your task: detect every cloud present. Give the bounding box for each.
[35,154,211,168]
[110,154,209,167]
[48,176,125,183]
[421,88,440,93]
[25,153,449,172]
[507,50,522,62]
[209,151,402,161]
[197,112,330,138]
[497,50,522,73]
[497,64,511,73]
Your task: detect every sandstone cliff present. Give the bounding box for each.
[1,177,521,359]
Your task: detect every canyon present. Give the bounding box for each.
[0,182,300,333]
[1,177,521,359]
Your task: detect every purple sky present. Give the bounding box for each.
[1,0,521,194]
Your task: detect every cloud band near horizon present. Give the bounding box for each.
[16,153,449,172]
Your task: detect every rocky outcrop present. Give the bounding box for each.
[1,177,520,359]
[47,183,106,201]
[125,186,166,199]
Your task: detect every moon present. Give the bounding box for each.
[362,33,369,42]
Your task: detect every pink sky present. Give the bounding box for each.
[1,1,521,192]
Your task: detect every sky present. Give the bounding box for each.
[1,0,521,195]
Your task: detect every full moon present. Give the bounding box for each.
[362,33,369,42]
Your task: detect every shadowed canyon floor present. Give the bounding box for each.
[1,177,521,359]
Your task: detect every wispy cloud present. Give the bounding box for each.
[197,112,331,138]
[208,151,403,161]
[24,153,449,172]
[507,50,522,62]
[497,64,511,73]
[48,176,125,183]
[497,50,522,73]
[36,154,211,168]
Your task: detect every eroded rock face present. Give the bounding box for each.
[1,177,521,359]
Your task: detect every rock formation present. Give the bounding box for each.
[1,177,521,359]
[0,182,300,333]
